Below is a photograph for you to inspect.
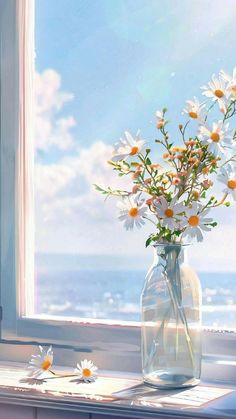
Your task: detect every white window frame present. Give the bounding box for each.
[0,0,236,376]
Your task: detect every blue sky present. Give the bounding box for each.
[34,0,236,271]
[36,0,236,153]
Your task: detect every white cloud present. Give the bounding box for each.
[35,140,138,252]
[35,69,76,151]
[35,140,116,200]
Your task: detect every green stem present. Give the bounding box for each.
[164,248,194,368]
[175,310,179,361]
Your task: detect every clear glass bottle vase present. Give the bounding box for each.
[141,243,202,389]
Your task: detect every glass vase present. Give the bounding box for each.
[141,243,202,389]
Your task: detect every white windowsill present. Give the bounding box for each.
[0,361,235,419]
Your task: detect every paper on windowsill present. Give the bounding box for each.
[113,381,234,408]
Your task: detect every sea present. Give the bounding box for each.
[34,256,236,330]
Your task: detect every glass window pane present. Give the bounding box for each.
[34,0,236,328]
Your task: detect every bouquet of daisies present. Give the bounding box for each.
[95,69,236,246]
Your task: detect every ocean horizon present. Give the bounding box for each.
[34,255,236,329]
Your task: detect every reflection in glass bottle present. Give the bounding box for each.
[141,243,202,389]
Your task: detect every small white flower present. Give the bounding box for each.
[182,202,213,242]
[154,196,185,231]
[220,68,236,98]
[201,74,229,112]
[111,131,145,162]
[117,195,148,230]
[183,97,205,120]
[199,121,233,156]
[75,359,98,383]
[155,110,165,128]
[156,110,165,120]
[218,164,236,200]
[27,346,53,378]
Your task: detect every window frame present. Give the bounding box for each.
[0,0,236,376]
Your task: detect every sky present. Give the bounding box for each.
[34,0,236,271]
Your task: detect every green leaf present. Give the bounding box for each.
[94,184,108,194]
[107,160,118,167]
[145,237,153,247]
[146,157,152,165]
[206,222,217,227]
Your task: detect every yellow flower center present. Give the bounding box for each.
[164,208,174,218]
[227,179,236,190]
[214,89,224,98]
[129,207,139,217]
[189,111,198,119]
[130,146,139,155]
[188,215,199,227]
[192,190,200,198]
[210,132,220,142]
[83,368,92,377]
[41,357,52,371]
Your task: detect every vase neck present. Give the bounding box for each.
[153,243,189,266]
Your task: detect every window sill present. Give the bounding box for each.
[0,362,235,419]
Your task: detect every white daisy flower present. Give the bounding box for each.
[155,110,165,128]
[27,346,53,378]
[183,97,205,120]
[117,195,148,230]
[154,196,185,231]
[182,203,213,242]
[217,164,236,200]
[199,121,233,156]
[220,68,236,98]
[111,131,145,162]
[201,74,229,111]
[75,359,98,383]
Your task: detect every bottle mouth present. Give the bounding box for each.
[152,242,191,247]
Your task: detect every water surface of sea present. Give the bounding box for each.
[35,267,236,329]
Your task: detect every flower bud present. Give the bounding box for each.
[202,179,213,189]
[144,178,152,185]
[156,120,164,129]
[172,177,181,185]
[202,167,209,174]
[149,163,161,169]
[132,170,142,179]
[132,185,140,194]
[146,198,153,206]
[185,139,197,147]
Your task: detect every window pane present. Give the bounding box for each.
[34,0,236,328]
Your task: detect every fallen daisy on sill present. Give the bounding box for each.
[27,345,53,378]
[74,359,98,383]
